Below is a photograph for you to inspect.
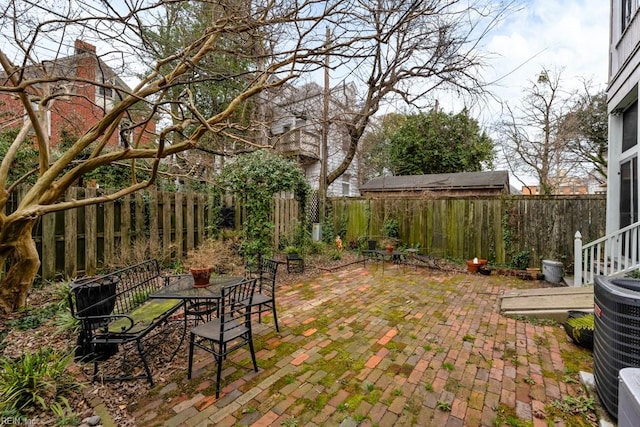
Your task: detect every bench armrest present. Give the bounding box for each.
[79,314,135,334]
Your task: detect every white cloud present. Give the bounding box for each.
[483,0,608,101]
[453,0,610,186]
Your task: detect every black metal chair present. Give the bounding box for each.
[245,258,280,332]
[187,278,258,398]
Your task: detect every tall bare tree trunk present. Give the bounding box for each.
[0,220,40,313]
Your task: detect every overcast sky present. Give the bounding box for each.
[473,0,610,185]
[481,0,609,108]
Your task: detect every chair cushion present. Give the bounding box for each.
[108,298,181,334]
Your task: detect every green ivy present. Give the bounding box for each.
[217,149,311,261]
[383,218,399,238]
[0,129,40,187]
[510,251,530,270]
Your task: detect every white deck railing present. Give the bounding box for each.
[574,221,640,285]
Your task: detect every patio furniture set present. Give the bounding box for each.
[68,258,281,397]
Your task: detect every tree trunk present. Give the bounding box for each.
[0,219,40,314]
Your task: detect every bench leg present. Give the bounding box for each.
[137,340,154,386]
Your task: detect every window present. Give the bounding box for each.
[623,101,638,152]
[342,182,350,196]
[623,0,639,31]
[620,157,638,228]
[98,85,113,98]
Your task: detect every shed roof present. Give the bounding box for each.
[360,171,510,194]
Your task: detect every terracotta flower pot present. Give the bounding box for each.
[190,266,213,288]
[386,245,394,253]
[466,259,487,273]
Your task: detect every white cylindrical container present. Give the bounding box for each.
[542,259,563,283]
[312,223,322,241]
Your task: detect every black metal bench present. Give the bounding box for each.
[68,259,184,385]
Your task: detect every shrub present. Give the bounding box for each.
[0,348,84,418]
[510,251,530,270]
[383,218,399,238]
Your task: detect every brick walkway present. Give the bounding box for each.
[132,263,593,426]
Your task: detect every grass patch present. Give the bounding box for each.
[444,377,461,393]
[436,400,451,411]
[492,403,533,427]
[545,395,596,427]
[533,334,549,347]
[508,315,558,327]
[560,347,593,375]
[363,389,382,405]
[269,375,297,393]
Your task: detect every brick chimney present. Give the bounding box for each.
[74,39,96,55]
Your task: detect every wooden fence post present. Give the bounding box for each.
[175,192,183,257]
[149,191,159,257]
[41,204,56,281]
[85,188,97,276]
[186,192,194,252]
[574,231,583,287]
[162,192,172,260]
[64,188,78,279]
[104,193,115,265]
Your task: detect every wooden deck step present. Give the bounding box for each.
[500,286,594,322]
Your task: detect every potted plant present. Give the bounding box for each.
[284,246,304,273]
[186,245,214,288]
[284,245,300,257]
[382,217,400,253]
[563,311,594,349]
[381,238,395,253]
[466,257,487,273]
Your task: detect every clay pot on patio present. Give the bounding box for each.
[385,244,394,253]
[190,266,213,288]
[466,258,487,273]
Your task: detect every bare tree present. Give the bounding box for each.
[0,0,510,313]
[498,68,579,194]
[321,0,514,198]
[562,86,608,182]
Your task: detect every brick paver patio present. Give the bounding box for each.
[131,263,594,426]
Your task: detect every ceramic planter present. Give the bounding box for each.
[466,259,487,273]
[190,266,213,288]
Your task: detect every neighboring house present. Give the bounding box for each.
[0,39,154,150]
[266,82,360,197]
[359,171,510,198]
[522,176,603,195]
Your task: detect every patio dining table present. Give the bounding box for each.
[152,275,246,317]
[150,275,246,352]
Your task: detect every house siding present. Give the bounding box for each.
[268,82,360,196]
[607,2,640,234]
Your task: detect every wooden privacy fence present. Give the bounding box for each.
[330,195,606,268]
[4,187,302,282]
[4,187,602,280]
[4,187,214,282]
